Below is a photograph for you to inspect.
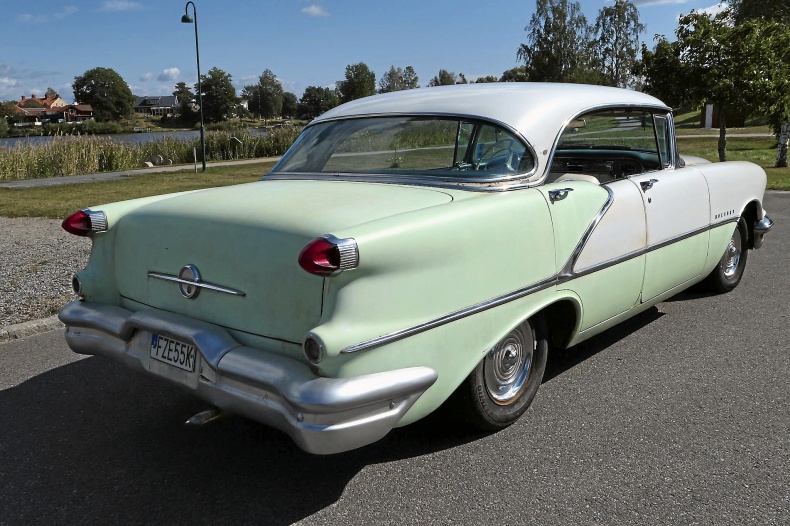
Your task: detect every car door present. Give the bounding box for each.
[628,114,710,301]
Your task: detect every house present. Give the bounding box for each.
[11,93,93,126]
[134,96,179,116]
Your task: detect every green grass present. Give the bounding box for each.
[0,162,275,219]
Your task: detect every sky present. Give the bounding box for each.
[0,0,728,103]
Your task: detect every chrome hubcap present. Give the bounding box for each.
[484,327,534,405]
[723,228,742,279]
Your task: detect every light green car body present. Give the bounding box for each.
[60,84,773,454]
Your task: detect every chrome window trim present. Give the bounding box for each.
[341,203,735,355]
[268,113,541,190]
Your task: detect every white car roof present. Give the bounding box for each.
[313,83,670,168]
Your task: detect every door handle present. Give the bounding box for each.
[640,179,658,192]
[548,188,574,203]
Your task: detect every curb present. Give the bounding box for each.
[0,316,64,343]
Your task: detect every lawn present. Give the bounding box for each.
[0,162,275,219]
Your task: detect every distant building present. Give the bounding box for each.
[12,93,93,126]
[134,96,179,116]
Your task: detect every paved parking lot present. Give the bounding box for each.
[1,192,787,526]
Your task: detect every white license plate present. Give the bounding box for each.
[150,334,197,372]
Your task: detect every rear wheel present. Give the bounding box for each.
[455,317,548,431]
[703,216,749,293]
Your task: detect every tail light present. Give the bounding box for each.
[62,209,108,236]
[298,234,359,277]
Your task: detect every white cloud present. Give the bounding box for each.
[698,2,728,16]
[17,6,77,23]
[301,4,329,17]
[157,67,180,81]
[140,72,155,82]
[100,1,143,12]
[632,0,690,6]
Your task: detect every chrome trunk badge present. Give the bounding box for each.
[148,265,246,298]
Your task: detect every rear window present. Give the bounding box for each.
[271,116,535,180]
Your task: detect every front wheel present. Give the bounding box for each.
[454,316,548,431]
[703,216,749,293]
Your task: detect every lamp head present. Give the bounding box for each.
[181,14,193,23]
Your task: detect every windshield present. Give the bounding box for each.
[271,116,535,180]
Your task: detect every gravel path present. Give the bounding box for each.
[0,217,90,327]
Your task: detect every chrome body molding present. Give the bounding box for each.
[341,197,737,355]
[58,300,437,455]
[753,215,774,249]
[148,269,246,297]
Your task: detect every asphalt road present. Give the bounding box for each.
[1,193,787,526]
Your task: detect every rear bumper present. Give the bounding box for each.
[58,301,437,454]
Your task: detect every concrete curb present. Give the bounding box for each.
[0,316,63,343]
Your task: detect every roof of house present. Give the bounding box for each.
[134,96,179,108]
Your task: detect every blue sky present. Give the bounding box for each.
[0,0,727,103]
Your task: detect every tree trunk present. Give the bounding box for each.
[717,107,727,162]
[776,120,790,168]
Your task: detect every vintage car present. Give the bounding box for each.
[59,83,773,454]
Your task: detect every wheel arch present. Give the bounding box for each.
[741,199,761,250]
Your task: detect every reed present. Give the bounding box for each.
[0,127,300,181]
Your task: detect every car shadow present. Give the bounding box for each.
[543,306,664,383]
[0,309,664,524]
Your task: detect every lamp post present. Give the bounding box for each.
[181,1,206,172]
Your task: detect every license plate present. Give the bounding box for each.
[150,334,197,372]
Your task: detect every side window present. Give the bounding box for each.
[653,114,672,168]
[550,108,664,183]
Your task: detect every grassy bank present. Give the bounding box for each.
[0,162,276,219]
[0,127,299,181]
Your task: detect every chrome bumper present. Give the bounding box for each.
[58,301,437,454]
[753,214,774,249]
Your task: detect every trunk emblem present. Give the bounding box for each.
[148,265,246,298]
[178,264,201,299]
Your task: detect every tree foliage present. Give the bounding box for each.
[500,67,529,82]
[72,67,135,121]
[196,67,237,124]
[475,75,500,83]
[282,92,298,118]
[172,81,196,123]
[593,0,644,87]
[297,86,340,119]
[517,0,595,82]
[257,69,284,120]
[428,69,461,86]
[378,65,419,93]
[45,87,59,99]
[729,0,790,23]
[337,63,376,103]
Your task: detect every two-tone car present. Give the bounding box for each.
[59,83,773,454]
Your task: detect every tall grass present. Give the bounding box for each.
[0,127,300,181]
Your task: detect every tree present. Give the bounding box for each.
[500,67,529,82]
[593,0,644,87]
[45,87,59,99]
[72,67,135,121]
[517,0,595,83]
[297,86,340,119]
[0,115,8,137]
[379,65,419,93]
[255,69,284,121]
[729,0,790,23]
[172,81,196,123]
[196,67,236,123]
[637,10,788,162]
[282,92,297,119]
[428,69,459,86]
[475,75,500,83]
[728,0,790,166]
[337,63,376,103]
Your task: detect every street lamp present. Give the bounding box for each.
[181,1,206,172]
